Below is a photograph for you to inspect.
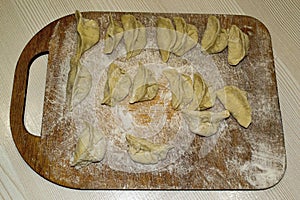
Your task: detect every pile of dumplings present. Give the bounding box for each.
[67,11,252,167]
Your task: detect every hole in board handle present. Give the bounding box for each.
[24,53,48,137]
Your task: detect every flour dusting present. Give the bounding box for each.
[41,14,285,189]
[62,26,227,173]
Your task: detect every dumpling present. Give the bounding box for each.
[216,85,252,128]
[74,10,100,58]
[201,16,228,54]
[126,134,173,164]
[163,69,193,110]
[188,73,215,111]
[156,17,176,62]
[129,20,147,58]
[227,25,250,65]
[199,84,216,110]
[102,63,132,106]
[182,110,230,136]
[68,63,92,109]
[206,28,228,54]
[171,17,187,54]
[188,73,205,110]
[103,15,124,54]
[156,16,199,62]
[129,62,158,103]
[71,122,107,167]
[201,16,220,52]
[121,14,147,59]
[173,23,198,56]
[66,11,99,111]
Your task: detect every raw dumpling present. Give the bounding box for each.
[126,134,173,164]
[156,16,198,62]
[102,63,132,106]
[228,25,250,65]
[201,16,228,54]
[188,73,215,111]
[206,28,228,54]
[129,62,158,103]
[199,84,216,110]
[173,23,198,56]
[182,110,230,136]
[163,69,193,110]
[188,73,205,110]
[74,10,100,58]
[201,16,220,52]
[69,63,92,109]
[121,14,138,56]
[216,85,252,128]
[121,14,147,59]
[103,15,124,54]
[172,17,187,54]
[130,20,147,58]
[66,11,100,111]
[156,17,176,62]
[71,122,107,167]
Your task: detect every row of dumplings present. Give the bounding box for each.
[103,14,199,61]
[102,61,252,131]
[104,14,250,65]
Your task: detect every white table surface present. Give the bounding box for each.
[1,0,299,199]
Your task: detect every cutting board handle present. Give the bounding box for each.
[10,21,56,169]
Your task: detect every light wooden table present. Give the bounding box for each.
[1,0,299,199]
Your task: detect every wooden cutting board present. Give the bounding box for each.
[10,12,286,189]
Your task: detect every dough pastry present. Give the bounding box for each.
[163,69,193,110]
[156,16,199,61]
[174,23,198,56]
[188,73,206,110]
[72,122,107,167]
[206,28,228,54]
[102,63,132,106]
[199,84,216,110]
[156,17,176,62]
[216,85,252,128]
[129,62,159,103]
[201,16,220,52]
[103,15,124,54]
[66,11,99,110]
[228,25,250,65]
[121,14,147,59]
[172,17,187,54]
[201,16,228,54]
[74,10,100,58]
[182,110,230,136]
[188,73,215,111]
[126,134,173,164]
[69,63,92,109]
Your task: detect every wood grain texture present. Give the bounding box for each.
[1,0,299,199]
[10,12,286,190]
[9,19,56,173]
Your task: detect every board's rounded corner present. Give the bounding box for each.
[242,15,272,37]
[258,158,287,191]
